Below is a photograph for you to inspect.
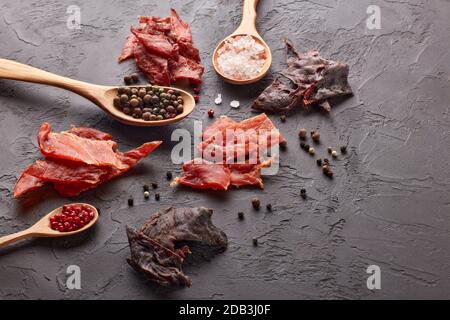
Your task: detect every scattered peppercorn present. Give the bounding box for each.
[300,142,306,149]
[251,197,260,209]
[300,188,306,194]
[326,171,334,178]
[166,171,173,180]
[124,75,132,85]
[331,150,338,158]
[323,158,329,164]
[280,115,286,123]
[143,185,149,192]
[238,212,244,220]
[155,193,160,200]
[151,182,158,189]
[322,165,330,174]
[310,130,316,137]
[194,95,199,102]
[131,73,139,83]
[193,87,201,94]
[266,203,272,211]
[304,144,310,151]
[128,198,134,206]
[312,132,320,143]
[252,238,258,246]
[327,147,333,154]
[207,108,215,118]
[316,159,322,166]
[144,191,150,199]
[299,128,307,139]
[308,147,315,155]
[279,140,287,150]
[340,146,347,154]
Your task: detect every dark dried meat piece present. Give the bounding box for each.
[134,43,171,86]
[252,40,352,113]
[127,207,227,287]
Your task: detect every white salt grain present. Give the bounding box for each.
[230,100,240,108]
[214,94,222,105]
[216,35,267,81]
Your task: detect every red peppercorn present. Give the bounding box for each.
[194,95,200,102]
[208,108,215,118]
[193,87,201,94]
[50,204,94,232]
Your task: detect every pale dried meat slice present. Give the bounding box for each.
[131,26,177,59]
[252,40,352,113]
[118,34,139,63]
[127,207,227,287]
[177,40,200,62]
[173,159,231,191]
[169,55,204,85]
[134,43,171,86]
[38,123,125,169]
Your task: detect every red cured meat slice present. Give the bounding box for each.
[173,159,231,191]
[168,8,192,43]
[202,116,237,140]
[177,40,200,62]
[229,159,272,188]
[67,127,112,140]
[131,26,177,59]
[169,55,204,85]
[38,123,125,169]
[118,34,139,63]
[138,16,172,33]
[134,43,171,86]
[13,172,46,198]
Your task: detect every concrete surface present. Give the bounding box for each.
[0,0,449,299]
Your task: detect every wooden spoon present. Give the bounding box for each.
[0,203,98,248]
[0,58,195,127]
[212,0,272,85]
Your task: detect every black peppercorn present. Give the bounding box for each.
[323,158,329,164]
[124,75,132,85]
[155,193,160,200]
[238,212,244,220]
[131,73,139,83]
[266,203,272,211]
[300,142,306,149]
[316,159,322,166]
[279,140,287,150]
[166,171,173,180]
[152,182,158,189]
[300,188,306,194]
[327,147,333,154]
[252,238,258,246]
[143,185,149,192]
[340,146,347,154]
[280,115,286,123]
[251,197,260,210]
[128,198,134,206]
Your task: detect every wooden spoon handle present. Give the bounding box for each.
[235,0,260,35]
[0,229,34,248]
[0,58,100,101]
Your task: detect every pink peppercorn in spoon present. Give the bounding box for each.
[0,203,98,248]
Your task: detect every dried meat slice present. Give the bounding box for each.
[13,172,46,198]
[177,40,200,62]
[134,43,171,86]
[67,127,113,141]
[138,15,172,33]
[118,34,139,63]
[229,159,272,189]
[168,8,192,43]
[127,207,227,287]
[38,123,125,169]
[173,159,231,191]
[169,55,204,85]
[131,26,178,59]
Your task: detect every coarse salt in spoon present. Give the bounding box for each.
[212,0,272,85]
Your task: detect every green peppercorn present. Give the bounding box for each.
[156,115,163,120]
[145,85,152,92]
[158,88,164,93]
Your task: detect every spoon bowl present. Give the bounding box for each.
[212,0,272,85]
[0,59,196,126]
[0,203,98,248]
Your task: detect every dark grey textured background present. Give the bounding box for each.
[0,0,449,299]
